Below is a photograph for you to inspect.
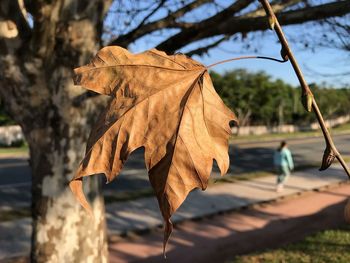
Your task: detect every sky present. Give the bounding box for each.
[129,25,350,88]
[108,0,350,88]
[193,31,350,87]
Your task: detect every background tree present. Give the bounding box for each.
[0,99,15,126]
[211,70,350,127]
[107,0,350,55]
[0,0,349,261]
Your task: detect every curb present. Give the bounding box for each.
[108,179,350,243]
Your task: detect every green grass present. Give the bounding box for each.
[0,145,29,156]
[231,122,350,143]
[231,130,320,143]
[231,225,350,263]
[210,171,275,186]
[209,163,324,186]
[1,122,349,156]
[104,188,155,203]
[333,122,350,132]
[0,209,31,222]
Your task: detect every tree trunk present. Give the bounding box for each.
[22,64,109,261]
[30,144,108,262]
[0,5,110,258]
[26,106,108,262]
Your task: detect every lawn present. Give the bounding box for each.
[333,122,350,132]
[0,144,28,156]
[231,122,350,143]
[231,225,350,263]
[1,122,350,156]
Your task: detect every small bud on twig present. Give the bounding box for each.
[319,145,335,171]
[280,47,288,61]
[268,16,276,30]
[301,91,313,112]
[259,0,350,180]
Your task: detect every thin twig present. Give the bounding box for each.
[259,0,350,178]
[206,55,286,69]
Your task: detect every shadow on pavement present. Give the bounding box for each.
[109,197,348,263]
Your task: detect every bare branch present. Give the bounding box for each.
[243,0,302,18]
[156,0,350,53]
[324,18,350,51]
[136,0,167,30]
[108,0,212,47]
[182,0,255,30]
[186,35,229,56]
[186,0,303,55]
[259,0,350,179]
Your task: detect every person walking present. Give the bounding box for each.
[273,141,294,192]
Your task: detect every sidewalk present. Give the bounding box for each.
[0,165,349,260]
[110,179,350,263]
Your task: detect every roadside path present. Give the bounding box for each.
[0,165,348,261]
[110,181,350,263]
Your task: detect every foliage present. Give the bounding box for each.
[0,100,14,126]
[211,70,350,126]
[0,145,28,155]
[70,46,236,251]
[231,225,350,263]
[2,69,349,128]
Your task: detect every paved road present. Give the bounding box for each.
[1,165,347,260]
[1,134,350,209]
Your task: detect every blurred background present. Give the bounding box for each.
[0,0,350,262]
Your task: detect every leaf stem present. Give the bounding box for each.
[206,55,286,69]
[259,0,350,178]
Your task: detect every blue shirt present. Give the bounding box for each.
[274,148,294,170]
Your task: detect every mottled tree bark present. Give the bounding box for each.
[28,114,108,262]
[0,0,111,262]
[24,67,109,262]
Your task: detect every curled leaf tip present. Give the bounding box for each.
[69,178,93,217]
[301,92,313,112]
[319,146,335,171]
[163,219,173,259]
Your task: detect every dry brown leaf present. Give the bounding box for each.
[70,46,237,253]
